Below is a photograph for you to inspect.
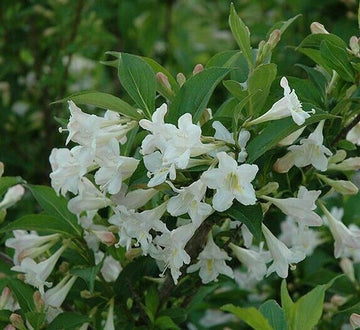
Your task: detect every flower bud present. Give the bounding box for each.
[273,152,295,173]
[330,294,347,307]
[0,287,11,309]
[328,150,347,164]
[10,313,26,330]
[310,22,329,34]
[327,157,360,171]
[92,230,117,246]
[176,72,186,87]
[349,36,360,56]
[256,182,279,196]
[33,291,45,312]
[268,29,281,49]
[317,174,359,195]
[193,64,204,75]
[350,313,360,329]
[4,325,16,330]
[0,162,4,177]
[0,185,25,210]
[156,72,172,91]
[340,257,355,282]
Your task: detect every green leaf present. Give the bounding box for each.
[229,3,252,69]
[0,176,24,197]
[0,214,79,237]
[186,283,219,312]
[27,185,82,237]
[54,91,142,120]
[154,316,180,330]
[167,67,230,124]
[145,286,159,323]
[70,265,100,293]
[247,63,277,116]
[246,108,335,163]
[226,202,263,241]
[47,312,91,330]
[158,308,187,325]
[118,52,156,118]
[267,14,302,37]
[221,304,273,330]
[296,64,327,99]
[259,300,286,330]
[320,40,355,82]
[280,280,294,324]
[223,80,246,100]
[8,277,35,313]
[337,139,357,150]
[206,50,246,69]
[26,311,46,330]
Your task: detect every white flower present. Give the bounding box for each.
[100,255,122,282]
[167,180,213,226]
[262,223,306,278]
[5,231,60,265]
[11,244,68,295]
[262,186,322,226]
[201,152,258,212]
[319,203,360,258]
[43,275,77,308]
[150,223,195,284]
[109,203,168,254]
[94,139,139,194]
[104,299,115,330]
[346,122,360,146]
[230,243,270,281]
[0,185,25,210]
[288,120,332,171]
[49,146,94,196]
[68,177,112,215]
[187,234,233,284]
[248,77,313,126]
[279,216,323,256]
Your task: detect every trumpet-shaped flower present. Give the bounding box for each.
[248,77,313,126]
[319,203,360,258]
[230,243,270,281]
[94,138,139,194]
[43,275,77,308]
[262,224,306,278]
[288,120,332,171]
[187,234,234,284]
[262,186,322,226]
[201,152,258,212]
[49,146,94,196]
[11,244,68,295]
[167,180,213,226]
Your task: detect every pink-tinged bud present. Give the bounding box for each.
[10,314,25,330]
[4,325,16,330]
[268,29,281,48]
[0,287,11,309]
[330,294,347,307]
[0,162,4,177]
[93,230,117,246]
[156,72,172,91]
[310,22,330,34]
[33,291,45,312]
[350,313,360,329]
[340,257,355,282]
[176,72,186,86]
[349,36,360,55]
[273,152,295,173]
[193,64,204,75]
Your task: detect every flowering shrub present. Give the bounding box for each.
[1,4,360,329]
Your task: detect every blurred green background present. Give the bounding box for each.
[0,0,358,185]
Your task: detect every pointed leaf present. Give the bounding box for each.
[167,67,230,124]
[27,185,82,237]
[118,53,156,118]
[71,264,101,293]
[48,312,91,330]
[226,202,263,241]
[54,91,141,120]
[221,304,273,330]
[8,277,35,313]
[259,300,286,330]
[267,14,302,37]
[280,279,294,324]
[229,3,252,69]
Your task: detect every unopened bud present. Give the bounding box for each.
[0,185,25,210]
[327,157,360,171]
[58,261,70,273]
[156,72,172,91]
[317,174,359,195]
[33,291,45,312]
[310,22,330,34]
[176,72,186,87]
[330,294,347,307]
[350,313,360,329]
[80,290,92,299]
[0,287,11,309]
[328,150,347,164]
[92,230,117,246]
[256,182,279,196]
[349,36,360,56]
[9,313,25,330]
[340,257,355,282]
[125,247,142,260]
[0,162,4,177]
[273,152,295,173]
[193,64,204,75]
[268,29,281,48]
